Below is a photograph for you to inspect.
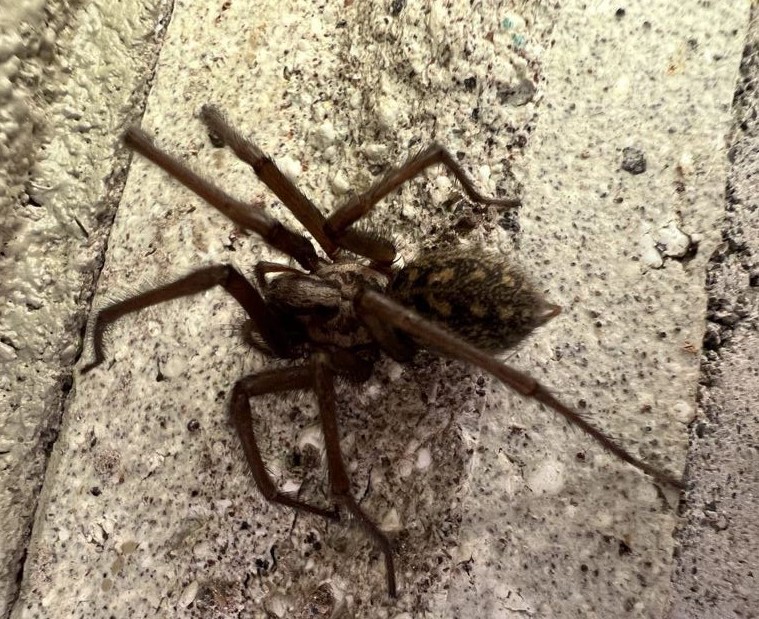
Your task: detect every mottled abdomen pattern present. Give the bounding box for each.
[389,249,559,351]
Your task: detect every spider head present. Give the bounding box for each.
[388,248,560,351]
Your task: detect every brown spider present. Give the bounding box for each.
[82,105,683,597]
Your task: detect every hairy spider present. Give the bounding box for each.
[82,105,683,597]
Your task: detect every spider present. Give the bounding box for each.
[82,104,684,598]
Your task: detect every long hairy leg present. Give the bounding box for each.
[311,352,397,597]
[82,264,297,373]
[199,104,392,265]
[231,365,339,521]
[235,353,393,594]
[326,143,520,264]
[356,290,685,490]
[199,105,336,257]
[123,127,319,271]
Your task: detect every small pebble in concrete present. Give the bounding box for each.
[415,447,432,471]
[656,222,692,258]
[621,146,647,174]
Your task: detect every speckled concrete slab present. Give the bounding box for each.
[10,1,750,618]
[444,2,749,616]
[0,0,170,616]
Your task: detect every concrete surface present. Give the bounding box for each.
[668,7,759,618]
[0,0,755,618]
[0,0,171,616]
[447,3,751,617]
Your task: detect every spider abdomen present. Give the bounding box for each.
[389,249,560,351]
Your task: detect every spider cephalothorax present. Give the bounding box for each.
[262,261,389,350]
[82,105,683,598]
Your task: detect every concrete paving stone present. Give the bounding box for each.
[1,0,754,618]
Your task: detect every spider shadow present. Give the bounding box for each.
[320,351,490,598]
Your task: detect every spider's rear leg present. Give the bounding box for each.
[356,290,685,490]
[231,365,339,521]
[82,264,298,373]
[311,352,397,597]
[325,143,520,265]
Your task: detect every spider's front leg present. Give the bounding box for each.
[123,127,320,271]
[325,143,520,264]
[82,264,298,373]
[199,105,394,265]
[232,353,397,596]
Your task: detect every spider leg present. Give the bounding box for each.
[360,310,415,363]
[82,265,297,373]
[325,143,521,265]
[123,128,319,271]
[199,105,392,266]
[234,353,394,595]
[231,365,340,521]
[356,290,685,490]
[311,352,397,597]
[199,105,337,258]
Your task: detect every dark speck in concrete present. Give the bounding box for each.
[498,78,537,106]
[390,0,406,17]
[621,147,647,174]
